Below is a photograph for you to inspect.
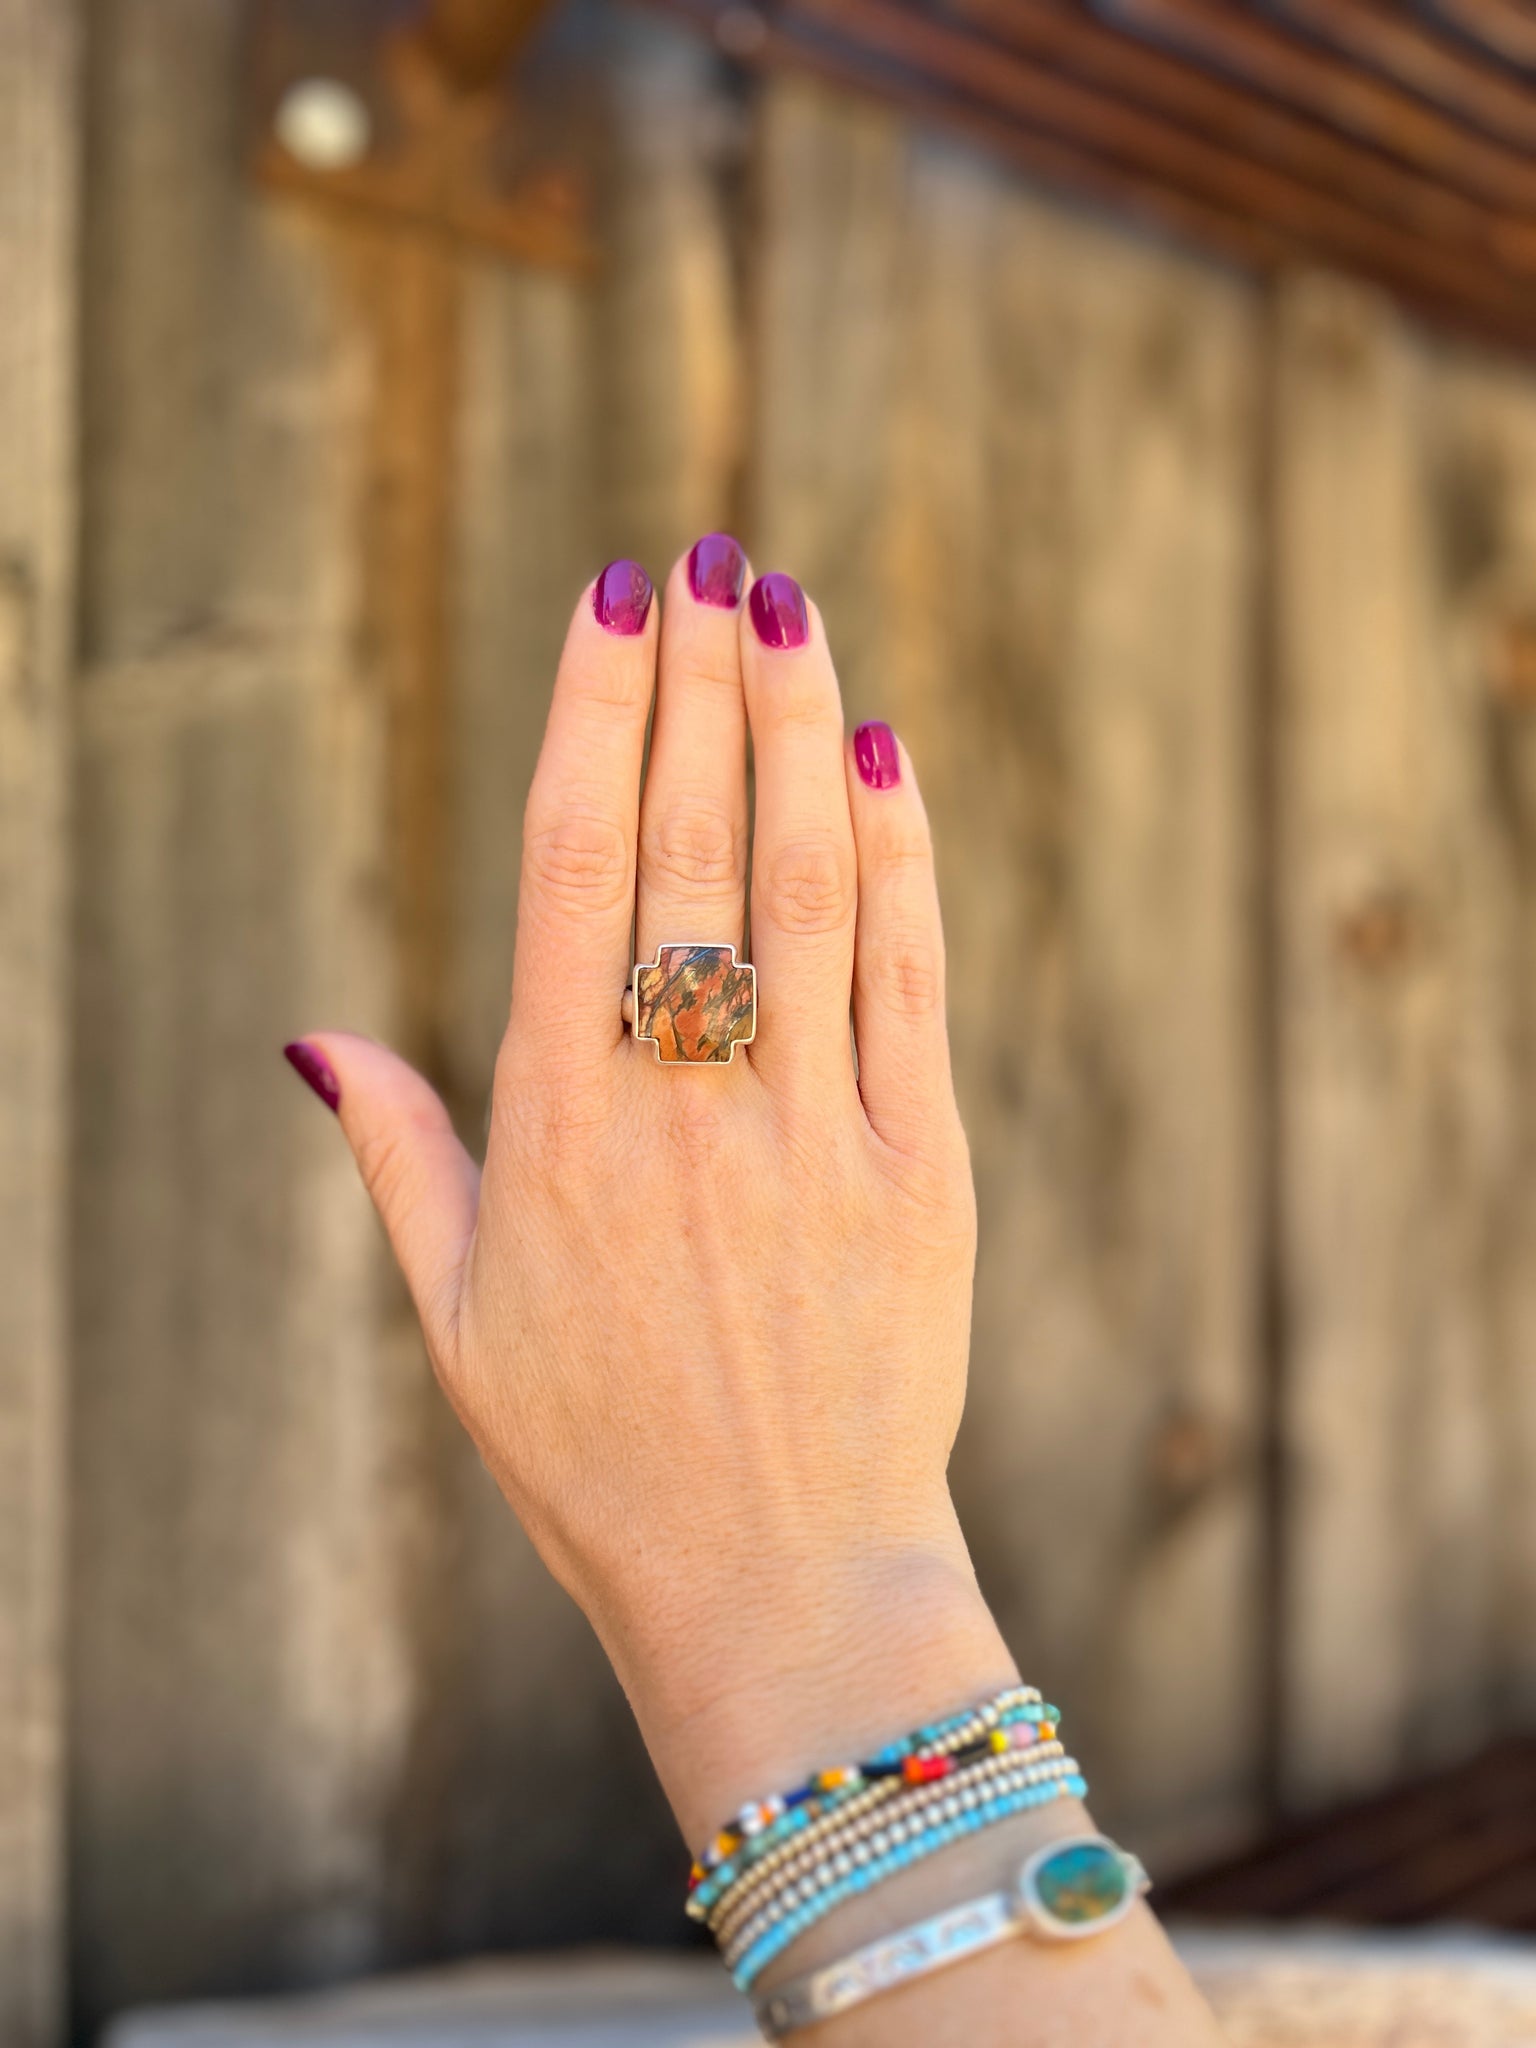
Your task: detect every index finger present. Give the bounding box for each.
[508,560,656,1067]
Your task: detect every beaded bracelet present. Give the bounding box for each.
[715,1747,1076,1955]
[688,1686,1054,1919]
[692,1705,1058,1925]
[724,1744,1073,1949]
[696,1703,1056,1925]
[692,1686,1041,1873]
[731,1770,1089,1991]
[708,1744,1056,1949]
[709,1733,1066,1934]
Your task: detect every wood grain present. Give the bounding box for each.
[1271,272,1536,1806]
[71,1,418,2025]
[752,73,1265,1870]
[399,15,743,1957]
[0,4,78,2041]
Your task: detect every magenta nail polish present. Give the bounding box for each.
[593,558,653,636]
[284,1040,340,1114]
[749,572,809,650]
[854,721,901,791]
[688,532,747,609]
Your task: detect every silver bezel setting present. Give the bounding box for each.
[1012,1833,1148,1943]
[630,940,756,1066]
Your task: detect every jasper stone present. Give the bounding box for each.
[633,945,755,1064]
[1032,1842,1129,1926]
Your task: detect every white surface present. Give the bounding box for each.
[106,1954,756,2048]
[105,1928,1536,2048]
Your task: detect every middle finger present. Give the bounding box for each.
[635,534,752,974]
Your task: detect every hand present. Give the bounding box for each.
[287,541,1017,1846]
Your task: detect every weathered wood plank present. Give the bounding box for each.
[78,0,242,659]
[0,2,78,2042]
[71,6,418,2023]
[410,14,743,1950]
[753,78,1264,1868]
[1272,273,1536,1805]
[1423,354,1536,1732]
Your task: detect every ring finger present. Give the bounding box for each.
[634,533,752,982]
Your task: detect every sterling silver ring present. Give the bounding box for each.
[623,943,756,1065]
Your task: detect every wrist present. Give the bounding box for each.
[599,1516,1020,1849]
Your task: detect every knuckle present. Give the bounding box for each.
[876,824,934,875]
[641,799,744,893]
[769,687,841,737]
[764,835,855,936]
[871,930,944,1017]
[522,805,632,912]
[567,656,650,714]
[668,648,741,697]
[894,1144,976,1236]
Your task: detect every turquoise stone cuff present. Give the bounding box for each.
[630,942,755,1064]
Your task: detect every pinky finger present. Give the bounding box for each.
[844,722,960,1156]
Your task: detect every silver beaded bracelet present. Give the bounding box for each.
[752,1832,1148,2039]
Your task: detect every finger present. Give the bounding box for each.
[740,573,858,1093]
[635,535,750,971]
[511,560,657,1064]
[843,723,960,1154]
[284,1034,480,1367]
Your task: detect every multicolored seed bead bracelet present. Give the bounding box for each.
[715,1745,1078,1956]
[687,1685,1050,1922]
[707,1731,1070,1945]
[730,1766,1089,1991]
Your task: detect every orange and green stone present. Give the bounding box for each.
[1034,1843,1129,1926]
[634,945,755,1063]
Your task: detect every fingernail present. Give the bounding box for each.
[593,558,653,636]
[688,532,747,609]
[854,721,901,791]
[284,1040,340,1114]
[749,572,809,650]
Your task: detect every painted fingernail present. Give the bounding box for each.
[854,721,901,790]
[593,558,653,636]
[749,572,809,650]
[688,532,747,609]
[284,1040,340,1114]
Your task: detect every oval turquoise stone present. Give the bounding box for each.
[1034,1841,1129,1926]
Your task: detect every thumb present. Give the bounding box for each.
[284,1032,480,1367]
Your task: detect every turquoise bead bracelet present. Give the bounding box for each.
[730,1771,1089,1991]
[714,1749,1079,1958]
[688,1686,1054,1917]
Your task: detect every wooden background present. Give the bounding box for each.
[6,0,1536,2041]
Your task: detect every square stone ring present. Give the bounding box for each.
[621,943,757,1065]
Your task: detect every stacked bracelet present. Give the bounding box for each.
[688,1686,1053,1922]
[722,1751,1084,1977]
[711,1737,1071,1947]
[732,1767,1087,1989]
[683,1686,1091,1997]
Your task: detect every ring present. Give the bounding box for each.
[623,943,756,1065]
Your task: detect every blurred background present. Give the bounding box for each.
[4,1,1536,2043]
